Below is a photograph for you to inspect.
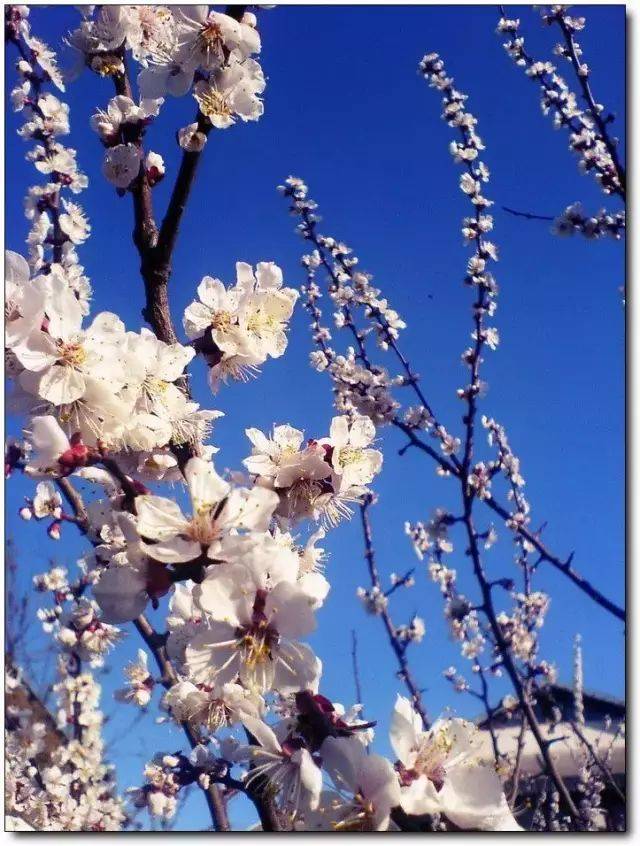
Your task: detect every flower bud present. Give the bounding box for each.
[178,123,207,153]
[145,151,165,187]
[48,520,62,540]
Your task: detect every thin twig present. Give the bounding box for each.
[552,9,626,196]
[359,499,431,730]
[350,630,364,706]
[502,205,554,221]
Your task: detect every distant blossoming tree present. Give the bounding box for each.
[4,4,625,832]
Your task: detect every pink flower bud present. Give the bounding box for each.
[48,521,62,540]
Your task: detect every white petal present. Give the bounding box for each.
[295,748,323,810]
[135,495,189,540]
[439,763,521,831]
[5,250,30,287]
[350,415,376,448]
[185,623,241,685]
[268,581,316,639]
[184,457,230,511]
[141,536,202,564]
[37,364,86,405]
[320,736,361,794]
[13,332,58,372]
[273,639,321,695]
[241,714,281,754]
[197,276,228,309]
[399,775,440,816]
[389,694,422,764]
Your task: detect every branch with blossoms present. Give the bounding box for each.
[5,4,623,833]
[279,176,623,623]
[277,39,624,830]
[498,6,625,241]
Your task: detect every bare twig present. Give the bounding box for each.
[484,495,624,622]
[503,206,554,222]
[359,498,430,730]
[350,630,364,706]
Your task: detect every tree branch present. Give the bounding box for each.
[484,495,625,622]
[552,8,626,197]
[359,498,431,730]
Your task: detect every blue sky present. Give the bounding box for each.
[5,4,625,830]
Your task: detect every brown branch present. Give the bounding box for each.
[52,472,278,830]
[121,4,246,347]
[552,9,626,197]
[484,495,625,622]
[460,497,580,825]
[359,499,431,730]
[350,630,364,706]
[509,710,528,804]
[133,616,230,831]
[502,205,554,222]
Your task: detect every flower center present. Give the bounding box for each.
[239,629,272,669]
[196,87,232,120]
[57,341,86,367]
[145,376,169,396]
[187,510,218,545]
[337,446,361,467]
[331,794,375,832]
[200,20,224,48]
[412,729,452,787]
[211,310,233,332]
[236,590,278,669]
[246,310,277,335]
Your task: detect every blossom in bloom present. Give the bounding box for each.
[183,275,243,349]
[90,95,163,144]
[14,297,130,405]
[5,250,48,349]
[303,736,401,831]
[134,456,278,563]
[186,538,321,694]
[389,695,521,830]
[193,56,265,128]
[102,143,142,189]
[235,261,299,361]
[114,649,154,707]
[183,261,298,389]
[58,199,91,244]
[236,714,323,813]
[173,7,261,71]
[325,414,382,491]
[32,480,63,519]
[163,680,262,733]
[244,424,331,488]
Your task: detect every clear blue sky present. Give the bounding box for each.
[5,4,625,830]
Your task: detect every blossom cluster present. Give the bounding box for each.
[69,4,264,192]
[184,262,299,391]
[5,658,124,830]
[6,3,622,833]
[553,202,625,240]
[7,5,91,301]
[497,12,623,196]
[419,52,500,413]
